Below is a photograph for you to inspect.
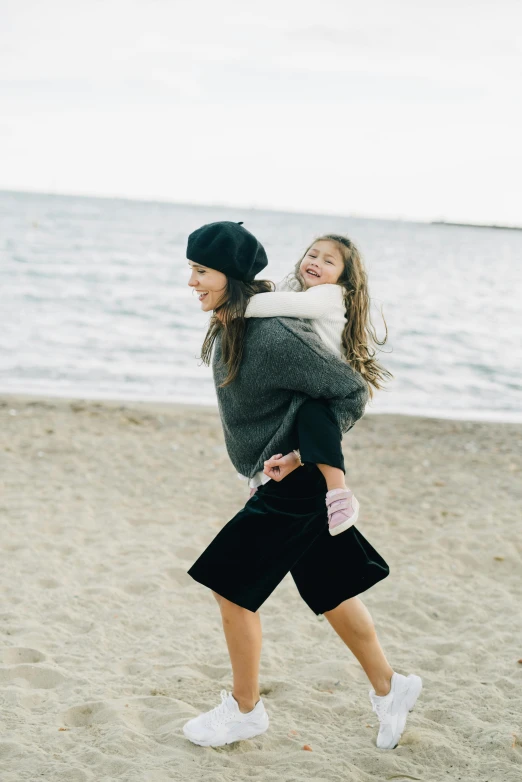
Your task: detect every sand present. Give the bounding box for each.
[0,393,521,782]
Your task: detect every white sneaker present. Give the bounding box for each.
[183,689,269,747]
[369,672,422,749]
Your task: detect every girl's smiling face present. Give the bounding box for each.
[188,261,228,312]
[299,240,344,288]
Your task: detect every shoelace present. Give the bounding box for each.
[371,695,390,721]
[203,689,233,727]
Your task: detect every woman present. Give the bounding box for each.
[183,220,422,750]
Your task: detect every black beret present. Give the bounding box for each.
[187,221,268,282]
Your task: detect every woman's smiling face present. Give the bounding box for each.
[188,261,228,312]
[299,240,344,288]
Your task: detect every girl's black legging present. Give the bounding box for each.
[294,398,345,474]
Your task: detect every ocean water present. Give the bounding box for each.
[1,190,521,422]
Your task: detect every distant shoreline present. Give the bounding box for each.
[2,188,521,231]
[432,220,522,232]
[2,390,522,426]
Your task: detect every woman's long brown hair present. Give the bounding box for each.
[200,277,274,386]
[292,234,392,398]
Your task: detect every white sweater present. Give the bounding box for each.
[239,277,347,488]
[245,276,346,357]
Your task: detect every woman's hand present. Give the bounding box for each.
[263,451,302,482]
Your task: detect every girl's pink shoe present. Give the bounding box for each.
[325,488,360,535]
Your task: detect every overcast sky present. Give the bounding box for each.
[1,0,521,224]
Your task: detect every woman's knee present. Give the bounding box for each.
[325,597,376,640]
[212,590,236,608]
[212,593,259,621]
[211,590,224,605]
[210,589,246,611]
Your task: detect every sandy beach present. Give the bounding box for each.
[1,393,521,782]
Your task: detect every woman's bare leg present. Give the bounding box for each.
[212,591,262,712]
[323,596,394,695]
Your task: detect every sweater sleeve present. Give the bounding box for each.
[244,284,342,320]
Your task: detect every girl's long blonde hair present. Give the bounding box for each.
[293,234,392,398]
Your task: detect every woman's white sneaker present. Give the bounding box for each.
[183,689,269,747]
[369,672,422,749]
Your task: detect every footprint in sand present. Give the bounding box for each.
[63,701,117,727]
[63,697,178,733]
[38,577,61,589]
[0,664,65,689]
[189,662,231,680]
[175,546,200,561]
[117,660,153,677]
[164,566,192,586]
[122,579,160,595]
[1,647,46,664]
[430,641,460,656]
[120,696,182,733]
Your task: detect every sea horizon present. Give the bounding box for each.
[3,187,521,232]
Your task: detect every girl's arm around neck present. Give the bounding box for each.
[244,283,343,320]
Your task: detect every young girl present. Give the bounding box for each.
[243,233,391,535]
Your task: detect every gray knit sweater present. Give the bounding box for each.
[213,317,368,478]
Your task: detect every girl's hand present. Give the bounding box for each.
[263,452,301,482]
[249,487,258,498]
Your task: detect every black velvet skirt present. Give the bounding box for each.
[187,463,389,615]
